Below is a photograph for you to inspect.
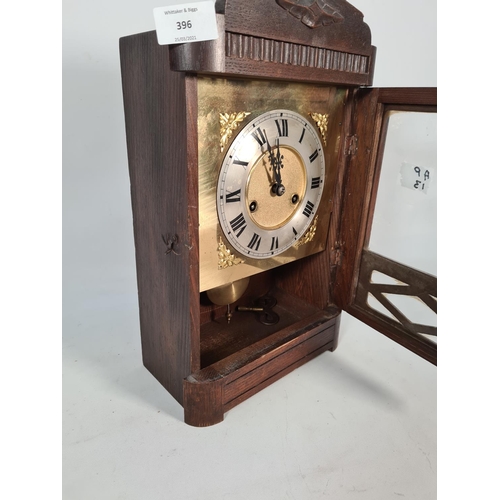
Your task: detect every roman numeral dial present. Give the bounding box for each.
[217,109,326,259]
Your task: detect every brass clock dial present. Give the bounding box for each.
[217,109,325,259]
[197,76,345,294]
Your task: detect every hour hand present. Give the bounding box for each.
[263,130,278,181]
[272,138,285,196]
[263,130,285,196]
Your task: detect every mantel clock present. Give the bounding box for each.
[120,0,437,426]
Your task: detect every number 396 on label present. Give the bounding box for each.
[176,20,193,30]
[153,1,218,46]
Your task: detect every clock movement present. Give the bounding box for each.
[120,0,437,426]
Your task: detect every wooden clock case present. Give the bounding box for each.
[120,0,437,427]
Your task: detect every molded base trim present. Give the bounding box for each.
[183,310,340,426]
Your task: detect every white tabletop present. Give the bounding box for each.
[63,307,436,499]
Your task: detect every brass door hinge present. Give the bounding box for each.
[344,134,358,156]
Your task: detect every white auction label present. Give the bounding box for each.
[400,162,434,194]
[153,1,218,45]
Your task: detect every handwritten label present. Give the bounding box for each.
[153,1,218,45]
[400,162,434,194]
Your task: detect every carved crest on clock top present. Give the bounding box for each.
[276,0,345,28]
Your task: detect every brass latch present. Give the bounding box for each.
[344,134,358,156]
[332,241,345,266]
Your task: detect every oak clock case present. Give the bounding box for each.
[119,0,436,427]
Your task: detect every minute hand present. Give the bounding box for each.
[275,138,283,186]
[271,138,285,196]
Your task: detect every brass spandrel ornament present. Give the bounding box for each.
[310,112,329,146]
[217,237,245,269]
[295,216,318,248]
[219,111,251,151]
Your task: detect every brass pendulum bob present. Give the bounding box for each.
[206,277,250,324]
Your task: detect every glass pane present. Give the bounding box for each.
[368,111,437,276]
[364,110,437,345]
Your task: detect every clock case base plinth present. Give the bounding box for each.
[185,297,340,427]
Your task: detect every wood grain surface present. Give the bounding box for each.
[120,3,436,426]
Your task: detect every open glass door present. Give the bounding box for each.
[336,88,437,364]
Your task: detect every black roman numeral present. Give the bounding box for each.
[270,236,279,252]
[311,177,321,189]
[302,200,315,218]
[299,128,306,144]
[247,233,262,251]
[233,158,248,167]
[309,149,319,163]
[230,213,247,237]
[275,119,288,137]
[251,127,266,147]
[225,189,241,203]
